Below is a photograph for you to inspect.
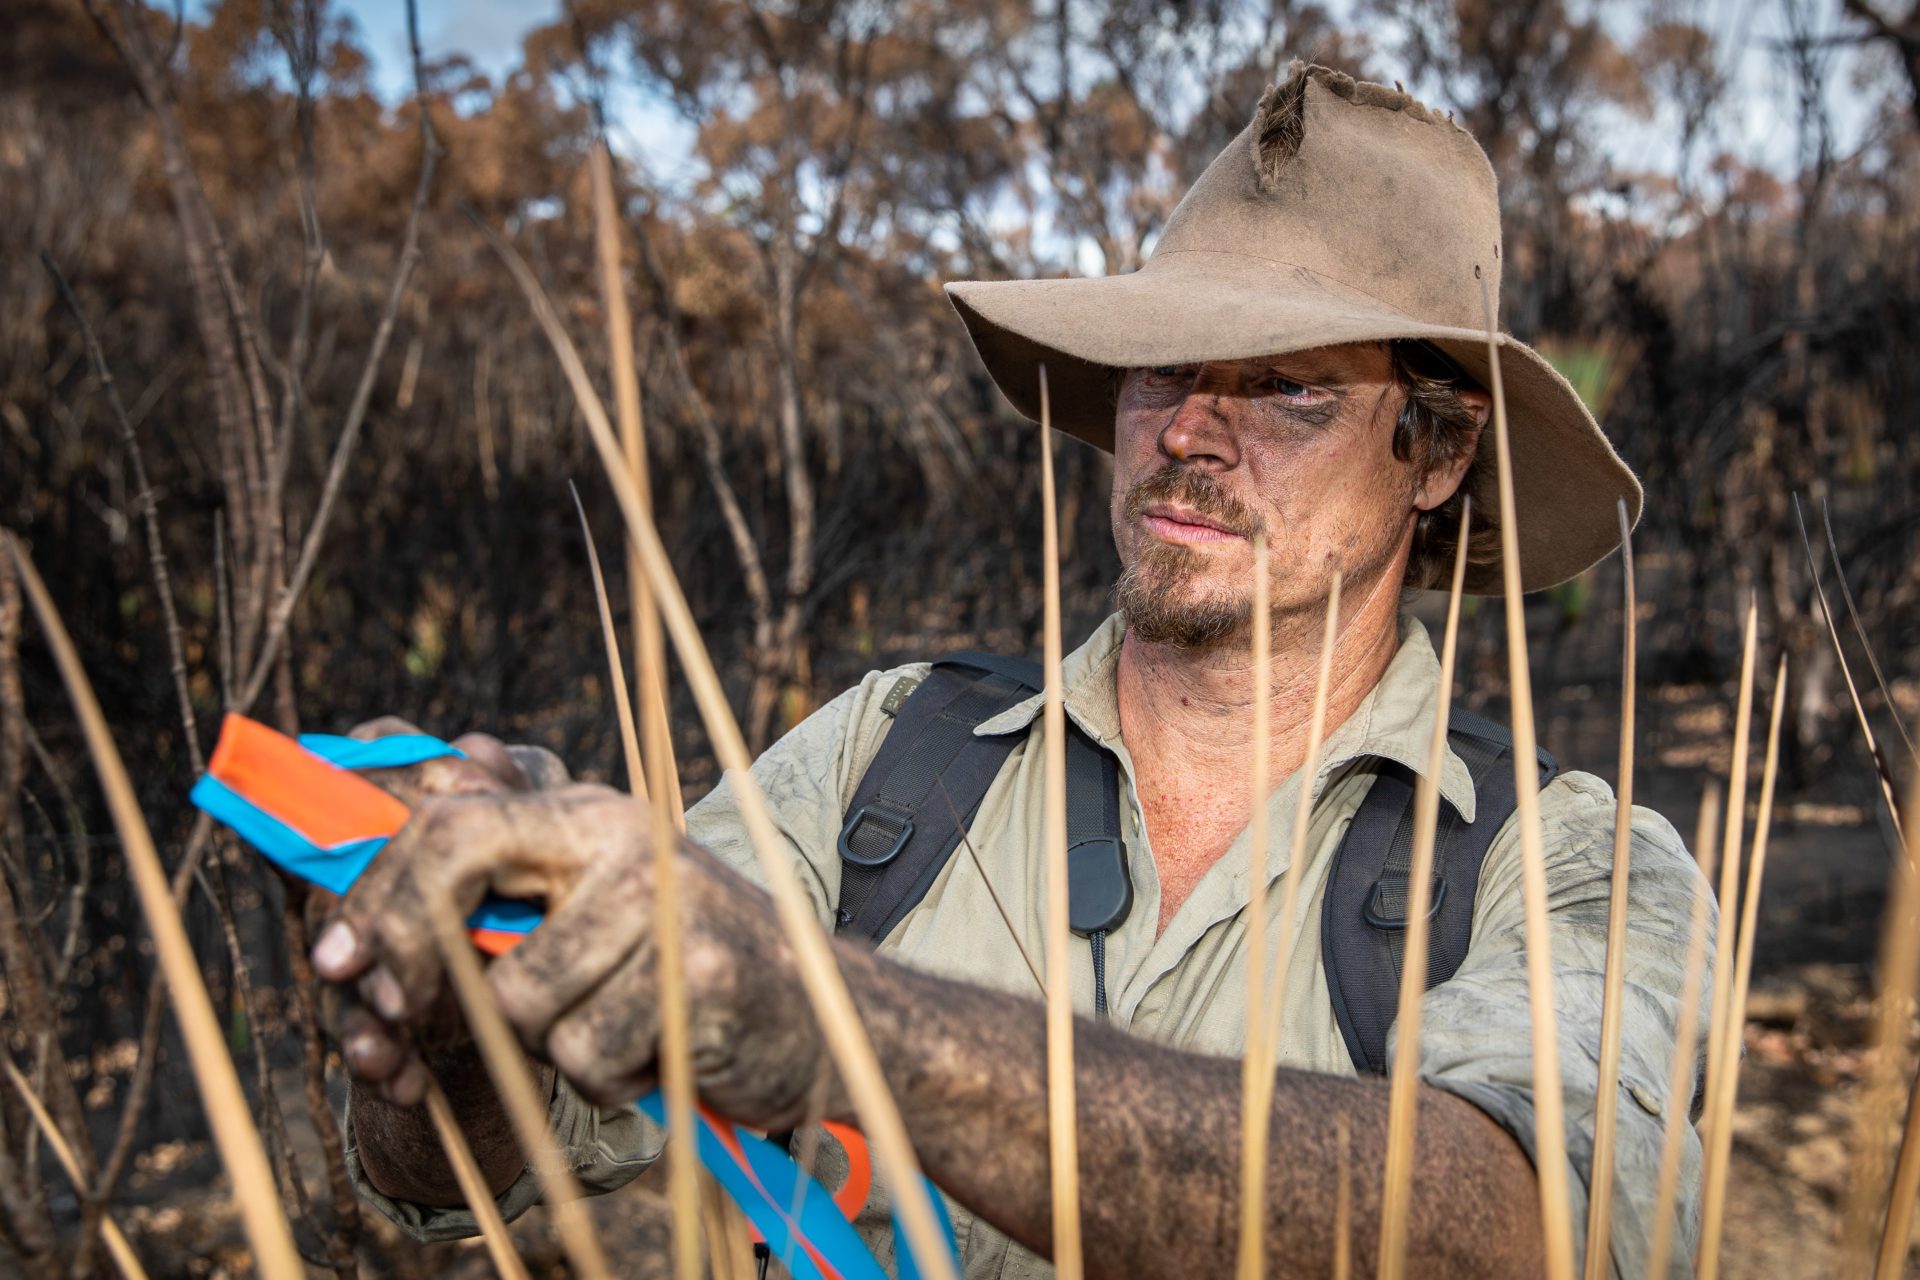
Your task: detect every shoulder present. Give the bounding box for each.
[1536,769,1695,875]
[683,658,939,910]
[807,660,938,805]
[690,659,935,821]
[1474,768,1707,932]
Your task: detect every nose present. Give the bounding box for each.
[1157,376,1240,470]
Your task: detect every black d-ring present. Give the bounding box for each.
[838,803,915,868]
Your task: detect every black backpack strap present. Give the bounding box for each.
[1321,709,1560,1075]
[835,654,1041,942]
[836,652,1135,991]
[1065,723,1131,1017]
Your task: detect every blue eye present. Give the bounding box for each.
[1269,377,1311,398]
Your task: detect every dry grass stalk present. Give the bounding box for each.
[1255,572,1342,1062]
[1582,498,1638,1280]
[570,485,707,1274]
[478,217,959,1280]
[1234,570,1344,1272]
[1876,1057,1920,1280]
[428,902,614,1280]
[1037,365,1085,1278]
[1644,783,1723,1280]
[1334,1111,1353,1280]
[1700,599,1757,1166]
[1795,498,1907,845]
[588,143,685,820]
[1378,498,1475,1280]
[3,533,303,1279]
[591,134,728,1270]
[701,1175,758,1280]
[1874,777,1920,1280]
[941,781,1046,995]
[1235,530,1275,1280]
[1845,775,1920,1263]
[573,483,646,795]
[1819,498,1917,767]
[1480,301,1575,1280]
[777,1079,835,1274]
[654,727,745,1261]
[1697,655,1787,1280]
[421,1075,532,1280]
[2,1058,147,1280]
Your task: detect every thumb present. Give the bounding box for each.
[313,789,615,1015]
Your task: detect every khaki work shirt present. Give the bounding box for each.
[350,613,1715,1278]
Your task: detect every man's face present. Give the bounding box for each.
[1108,342,1454,648]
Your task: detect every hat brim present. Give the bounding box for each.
[946,251,1641,595]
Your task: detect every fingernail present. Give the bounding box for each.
[313,922,356,975]
[344,1033,375,1069]
[368,968,405,1020]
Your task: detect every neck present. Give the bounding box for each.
[1115,564,1405,788]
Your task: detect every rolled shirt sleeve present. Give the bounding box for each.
[1403,770,1717,1280]
[345,1074,665,1243]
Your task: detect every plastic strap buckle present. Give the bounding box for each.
[1362,875,1447,930]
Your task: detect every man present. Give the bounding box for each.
[317,64,1713,1276]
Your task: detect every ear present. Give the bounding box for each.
[1413,388,1489,512]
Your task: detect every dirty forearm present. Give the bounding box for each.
[839,951,1545,1278]
[352,1046,539,1208]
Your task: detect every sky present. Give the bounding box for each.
[335,0,543,99]
[286,0,1886,206]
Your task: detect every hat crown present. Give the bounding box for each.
[1151,64,1502,332]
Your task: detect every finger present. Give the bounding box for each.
[503,743,572,791]
[544,950,662,1107]
[381,1053,431,1107]
[487,842,652,1045]
[337,1003,410,1083]
[313,909,372,983]
[323,787,629,1016]
[344,718,514,806]
[450,733,530,790]
[327,794,496,1016]
[349,715,426,742]
[359,963,410,1022]
[360,754,507,808]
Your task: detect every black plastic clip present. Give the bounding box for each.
[1362,875,1447,930]
[1068,837,1133,936]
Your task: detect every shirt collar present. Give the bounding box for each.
[975,612,1478,823]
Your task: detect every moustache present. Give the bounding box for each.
[1121,466,1262,539]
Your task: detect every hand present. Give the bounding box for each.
[311,783,835,1126]
[341,715,574,806]
[311,716,574,1104]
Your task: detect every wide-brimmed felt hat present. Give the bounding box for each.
[945,62,1640,595]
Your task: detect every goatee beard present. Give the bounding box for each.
[1113,465,1263,649]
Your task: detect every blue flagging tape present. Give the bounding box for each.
[298,733,465,771]
[638,1094,879,1280]
[189,773,387,896]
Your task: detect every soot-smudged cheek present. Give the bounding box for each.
[1257,418,1406,522]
